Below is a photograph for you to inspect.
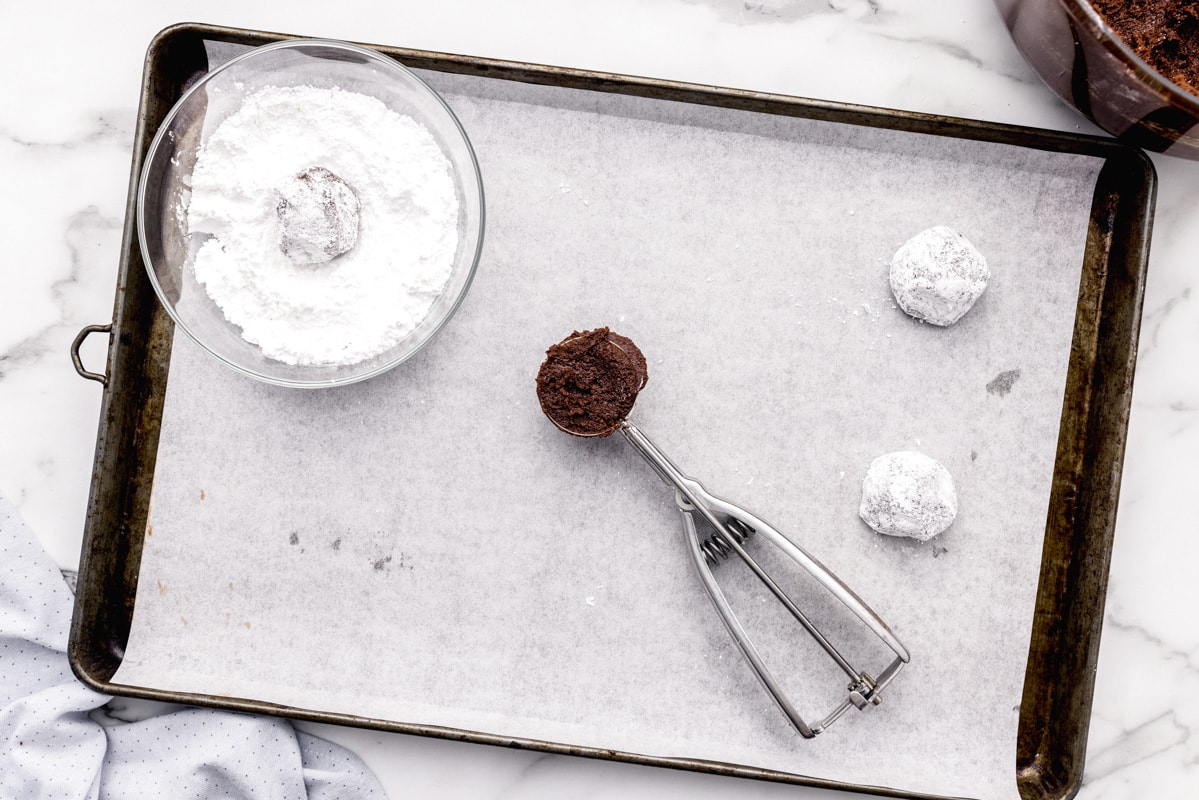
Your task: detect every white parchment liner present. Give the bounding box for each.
[114,56,1104,800]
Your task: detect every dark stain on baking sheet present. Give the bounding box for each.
[987,368,1022,396]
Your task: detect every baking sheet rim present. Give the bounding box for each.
[67,21,1155,800]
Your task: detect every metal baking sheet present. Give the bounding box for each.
[69,22,1153,800]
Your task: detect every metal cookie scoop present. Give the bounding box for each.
[535,327,910,737]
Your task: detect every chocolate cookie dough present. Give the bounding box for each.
[536,327,648,437]
[1089,0,1199,96]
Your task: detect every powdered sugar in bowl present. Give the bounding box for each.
[137,39,484,387]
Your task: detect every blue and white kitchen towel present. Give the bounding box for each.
[0,495,385,799]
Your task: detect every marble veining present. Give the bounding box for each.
[2,1,1197,798]
[1137,287,1192,357]
[1086,711,1188,782]
[687,0,882,24]
[1,113,133,150]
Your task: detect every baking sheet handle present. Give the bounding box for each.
[72,323,113,386]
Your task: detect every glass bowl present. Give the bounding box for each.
[137,39,485,387]
[997,0,1199,158]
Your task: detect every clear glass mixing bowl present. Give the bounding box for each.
[137,38,485,387]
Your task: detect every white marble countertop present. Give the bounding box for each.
[1,1,1195,798]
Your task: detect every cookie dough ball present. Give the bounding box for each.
[859,451,957,541]
[536,327,648,438]
[276,166,360,265]
[889,226,989,326]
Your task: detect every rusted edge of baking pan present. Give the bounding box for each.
[68,21,1155,800]
[1015,153,1153,800]
[68,25,203,692]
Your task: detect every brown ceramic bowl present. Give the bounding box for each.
[997,0,1199,158]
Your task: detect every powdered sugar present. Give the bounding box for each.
[187,85,459,366]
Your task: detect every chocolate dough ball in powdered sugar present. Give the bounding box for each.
[275,166,360,265]
[859,451,958,541]
[889,226,990,326]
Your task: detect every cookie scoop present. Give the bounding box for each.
[535,327,910,738]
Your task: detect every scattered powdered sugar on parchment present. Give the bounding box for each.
[187,85,459,366]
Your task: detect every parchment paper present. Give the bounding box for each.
[113,51,1105,800]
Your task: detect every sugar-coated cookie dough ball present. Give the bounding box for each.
[276,166,360,265]
[859,451,957,541]
[889,226,990,326]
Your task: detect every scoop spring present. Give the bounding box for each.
[700,517,755,565]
